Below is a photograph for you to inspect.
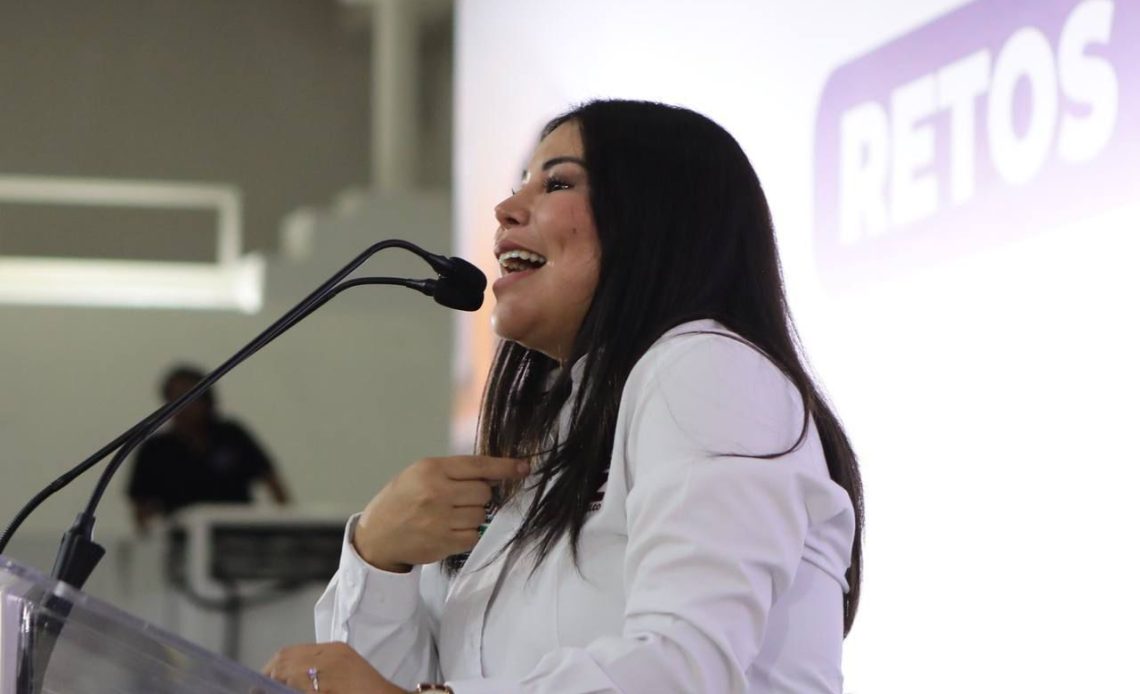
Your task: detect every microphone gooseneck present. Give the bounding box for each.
[0,240,485,591]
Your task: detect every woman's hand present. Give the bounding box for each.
[353,455,530,572]
[263,641,406,693]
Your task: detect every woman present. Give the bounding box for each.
[265,100,863,693]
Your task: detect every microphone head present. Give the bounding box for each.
[442,256,487,292]
[432,275,484,311]
[415,245,487,292]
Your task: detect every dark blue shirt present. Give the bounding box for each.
[127,419,273,514]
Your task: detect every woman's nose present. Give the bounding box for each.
[494,193,529,227]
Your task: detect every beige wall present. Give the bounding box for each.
[0,1,460,573]
[0,0,371,259]
[0,0,460,662]
[1,193,454,575]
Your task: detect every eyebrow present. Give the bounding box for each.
[542,156,586,171]
[521,156,587,180]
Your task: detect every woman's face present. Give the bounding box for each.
[491,122,601,362]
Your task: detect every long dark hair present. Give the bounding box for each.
[475,99,863,634]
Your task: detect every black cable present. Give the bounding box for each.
[0,239,432,556]
[83,277,424,519]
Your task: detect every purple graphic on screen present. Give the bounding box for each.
[813,0,1139,288]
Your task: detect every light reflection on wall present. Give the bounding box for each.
[0,176,263,312]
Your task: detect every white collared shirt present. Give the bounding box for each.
[315,320,856,693]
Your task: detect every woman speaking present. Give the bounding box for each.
[265,99,864,693]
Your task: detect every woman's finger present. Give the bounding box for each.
[450,505,488,530]
[263,644,322,692]
[449,528,481,552]
[447,479,494,506]
[444,455,530,481]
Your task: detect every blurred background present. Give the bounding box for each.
[2,0,1137,691]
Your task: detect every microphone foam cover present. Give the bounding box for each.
[433,277,484,311]
[446,256,488,292]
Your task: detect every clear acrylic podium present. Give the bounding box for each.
[0,556,292,694]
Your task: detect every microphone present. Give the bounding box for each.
[14,241,484,694]
[285,270,484,329]
[0,240,486,590]
[420,253,487,294]
[428,271,485,311]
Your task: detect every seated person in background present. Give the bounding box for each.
[126,364,290,532]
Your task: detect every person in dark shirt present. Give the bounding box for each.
[127,364,290,532]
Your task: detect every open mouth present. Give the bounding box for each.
[497,249,548,274]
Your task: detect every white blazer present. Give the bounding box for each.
[315,320,856,693]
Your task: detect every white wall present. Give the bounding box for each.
[455,1,1140,691]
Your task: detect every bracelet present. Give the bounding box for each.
[415,684,454,693]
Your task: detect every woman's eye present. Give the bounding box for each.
[544,176,571,193]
